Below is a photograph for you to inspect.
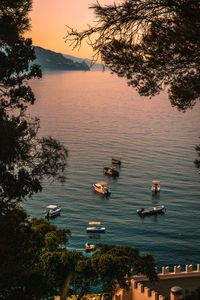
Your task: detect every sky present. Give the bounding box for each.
[25,0,121,60]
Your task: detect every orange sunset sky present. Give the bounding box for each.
[26,0,121,60]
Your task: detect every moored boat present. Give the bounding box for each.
[151,180,161,193]
[111,158,121,165]
[45,205,61,218]
[85,242,96,252]
[103,166,119,177]
[93,181,111,195]
[86,221,106,233]
[137,205,166,217]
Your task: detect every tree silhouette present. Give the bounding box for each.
[0,0,68,204]
[0,204,71,299]
[0,1,70,298]
[66,0,200,111]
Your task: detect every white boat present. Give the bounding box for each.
[151,180,161,193]
[93,181,111,195]
[86,221,106,233]
[137,205,166,217]
[85,242,96,252]
[45,205,61,218]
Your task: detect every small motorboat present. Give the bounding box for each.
[85,242,96,252]
[103,167,119,177]
[45,205,61,218]
[93,181,111,195]
[151,180,161,193]
[137,205,166,217]
[86,221,106,233]
[112,158,121,165]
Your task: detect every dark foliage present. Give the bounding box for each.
[0,204,71,300]
[56,244,157,300]
[185,287,200,300]
[0,1,70,298]
[0,0,68,203]
[91,244,157,293]
[66,0,200,111]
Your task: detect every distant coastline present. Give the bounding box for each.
[34,46,105,72]
[34,46,90,72]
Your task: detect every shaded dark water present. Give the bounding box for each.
[25,70,200,269]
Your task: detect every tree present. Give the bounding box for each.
[66,255,99,300]
[66,0,200,111]
[91,244,157,294]
[0,1,70,298]
[185,287,200,300]
[0,0,68,204]
[62,244,157,300]
[43,244,157,300]
[0,204,71,299]
[40,249,100,300]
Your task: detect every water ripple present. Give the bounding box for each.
[25,71,200,267]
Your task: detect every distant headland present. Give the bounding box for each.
[34,46,90,72]
[34,46,104,72]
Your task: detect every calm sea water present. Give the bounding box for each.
[25,70,200,269]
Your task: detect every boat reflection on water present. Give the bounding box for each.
[88,233,101,239]
[152,192,160,202]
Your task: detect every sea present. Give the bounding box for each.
[25,70,200,271]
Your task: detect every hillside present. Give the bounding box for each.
[34,46,90,72]
[63,54,105,70]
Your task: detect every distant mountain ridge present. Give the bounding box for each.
[34,46,90,72]
[63,54,104,70]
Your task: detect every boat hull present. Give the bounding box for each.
[151,187,160,193]
[137,206,166,217]
[85,243,96,252]
[45,208,61,218]
[93,184,111,195]
[49,211,61,218]
[86,226,106,233]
